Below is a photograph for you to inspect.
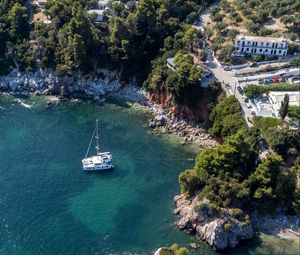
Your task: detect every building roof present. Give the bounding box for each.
[33,0,48,4]
[167,57,175,67]
[98,0,109,5]
[253,97,275,117]
[269,91,300,107]
[236,35,287,43]
[87,9,105,15]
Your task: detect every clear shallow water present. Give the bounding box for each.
[0,96,299,255]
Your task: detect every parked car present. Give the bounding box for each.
[237,85,243,94]
[251,111,256,116]
[223,66,231,71]
[264,78,273,84]
[205,46,212,53]
[279,77,286,82]
[249,62,258,67]
[258,78,264,84]
[273,76,279,83]
[242,95,249,102]
[292,78,300,84]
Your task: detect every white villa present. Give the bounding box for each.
[235,35,288,57]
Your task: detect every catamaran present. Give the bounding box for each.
[82,119,113,171]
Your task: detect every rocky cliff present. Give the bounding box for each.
[174,194,254,251]
[0,69,147,105]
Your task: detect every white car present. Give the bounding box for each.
[223,66,231,71]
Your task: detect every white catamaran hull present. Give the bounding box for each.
[83,164,114,171]
[82,120,114,171]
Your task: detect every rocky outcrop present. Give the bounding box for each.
[0,69,148,105]
[154,248,162,255]
[148,104,219,148]
[174,194,254,251]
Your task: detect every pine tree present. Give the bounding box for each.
[279,94,289,120]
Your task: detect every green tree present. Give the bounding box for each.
[279,94,289,120]
[199,50,207,62]
[179,169,202,196]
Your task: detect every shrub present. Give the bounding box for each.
[179,169,202,196]
[160,244,188,255]
[175,247,188,255]
[234,15,243,23]
[230,208,243,219]
[223,223,232,232]
[253,116,282,133]
[290,33,297,41]
[213,36,225,44]
[227,29,239,40]
[218,45,235,63]
[215,22,228,31]
[244,214,251,225]
[197,202,220,216]
[199,50,207,62]
[212,13,225,22]
[289,58,300,66]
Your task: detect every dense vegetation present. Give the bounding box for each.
[179,96,300,216]
[253,116,300,156]
[0,0,211,80]
[288,106,300,126]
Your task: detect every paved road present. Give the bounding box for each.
[195,2,253,126]
[204,54,253,126]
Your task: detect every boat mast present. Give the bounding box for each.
[95,119,100,155]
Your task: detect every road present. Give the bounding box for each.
[204,54,253,126]
[194,2,253,126]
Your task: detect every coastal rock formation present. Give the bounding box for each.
[174,194,254,251]
[0,69,148,106]
[148,105,219,148]
[154,248,162,255]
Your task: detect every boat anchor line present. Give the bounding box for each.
[114,139,194,163]
[113,138,152,164]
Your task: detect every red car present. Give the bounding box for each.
[273,76,279,83]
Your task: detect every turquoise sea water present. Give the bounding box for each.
[0,95,299,255]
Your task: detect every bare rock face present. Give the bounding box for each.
[174,194,254,251]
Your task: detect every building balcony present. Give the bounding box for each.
[236,44,288,50]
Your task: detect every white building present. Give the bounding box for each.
[235,35,288,57]
[98,0,109,10]
[87,10,106,22]
[252,97,276,117]
[269,91,300,117]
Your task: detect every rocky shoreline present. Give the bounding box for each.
[173,193,300,251]
[0,70,218,149]
[174,194,254,251]
[147,107,219,148]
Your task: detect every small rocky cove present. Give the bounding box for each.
[0,69,219,149]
